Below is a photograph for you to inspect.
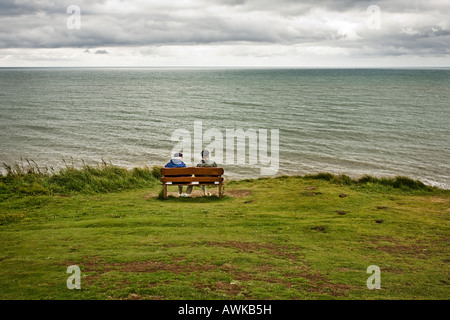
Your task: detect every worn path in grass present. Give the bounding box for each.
[0,176,449,299]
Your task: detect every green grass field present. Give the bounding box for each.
[0,163,449,300]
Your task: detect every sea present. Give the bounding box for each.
[0,67,449,189]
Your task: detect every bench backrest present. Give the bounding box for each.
[160,167,224,184]
[161,167,224,177]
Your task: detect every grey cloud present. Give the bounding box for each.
[0,0,75,16]
[0,0,449,59]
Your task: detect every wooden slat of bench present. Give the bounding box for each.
[161,177,223,184]
[161,167,224,176]
[164,182,221,186]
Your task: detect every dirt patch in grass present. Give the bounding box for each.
[430,197,448,203]
[147,190,222,198]
[301,191,323,196]
[121,293,144,300]
[375,244,430,257]
[335,267,359,272]
[311,282,355,297]
[61,252,356,299]
[193,280,244,297]
[205,241,300,260]
[141,188,258,199]
[64,256,219,274]
[381,266,403,274]
[269,267,355,297]
[310,225,327,233]
[225,189,253,198]
[63,245,357,298]
[117,292,164,300]
[368,236,431,258]
[300,186,322,196]
[193,263,355,298]
[185,190,222,198]
[371,236,396,242]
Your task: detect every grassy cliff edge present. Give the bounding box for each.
[0,163,449,299]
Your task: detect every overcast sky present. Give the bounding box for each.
[0,0,449,67]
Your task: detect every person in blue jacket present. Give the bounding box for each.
[165,152,186,168]
[165,152,187,196]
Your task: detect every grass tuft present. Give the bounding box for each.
[1,159,160,197]
[304,172,435,192]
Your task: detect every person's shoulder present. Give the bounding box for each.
[174,161,186,167]
[196,160,206,167]
[197,161,217,167]
[208,160,218,167]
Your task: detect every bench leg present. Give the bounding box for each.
[218,183,223,198]
[163,184,167,199]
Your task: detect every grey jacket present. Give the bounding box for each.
[197,159,217,167]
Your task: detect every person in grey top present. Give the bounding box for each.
[184,150,217,197]
[197,150,217,168]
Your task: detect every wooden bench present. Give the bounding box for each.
[160,167,224,199]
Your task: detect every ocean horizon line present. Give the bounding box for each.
[1,66,450,70]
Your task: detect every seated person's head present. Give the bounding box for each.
[201,150,209,159]
[174,152,183,160]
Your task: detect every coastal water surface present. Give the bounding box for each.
[0,68,449,188]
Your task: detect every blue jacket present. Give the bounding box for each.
[164,159,186,168]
